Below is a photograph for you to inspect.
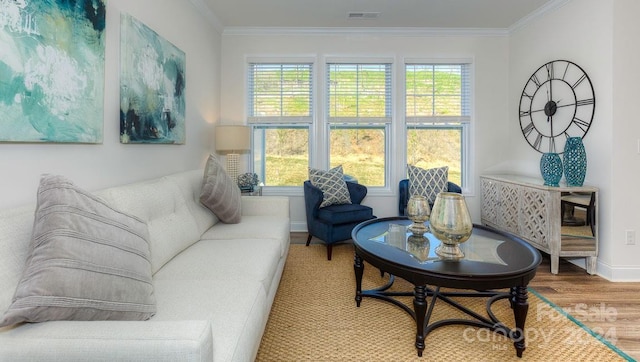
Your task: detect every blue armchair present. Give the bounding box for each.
[398,179,462,216]
[304,180,375,260]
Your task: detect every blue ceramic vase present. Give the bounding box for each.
[540,153,563,187]
[563,137,587,187]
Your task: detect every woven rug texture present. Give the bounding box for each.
[256,244,628,361]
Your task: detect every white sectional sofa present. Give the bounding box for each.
[0,169,291,361]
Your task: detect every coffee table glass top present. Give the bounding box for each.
[352,217,541,278]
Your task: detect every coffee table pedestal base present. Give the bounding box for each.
[354,254,531,358]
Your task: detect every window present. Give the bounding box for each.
[327,63,391,186]
[248,63,313,186]
[405,63,470,187]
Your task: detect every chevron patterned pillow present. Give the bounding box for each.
[408,165,449,205]
[309,165,352,208]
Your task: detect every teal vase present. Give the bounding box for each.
[540,153,562,187]
[563,137,587,187]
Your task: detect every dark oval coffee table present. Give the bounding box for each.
[352,217,542,358]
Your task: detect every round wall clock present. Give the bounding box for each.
[518,60,595,154]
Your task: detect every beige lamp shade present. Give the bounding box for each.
[215,125,250,185]
[215,125,250,152]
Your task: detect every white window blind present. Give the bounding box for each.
[327,63,392,124]
[405,63,470,124]
[248,63,313,124]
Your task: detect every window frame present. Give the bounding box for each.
[325,59,394,189]
[243,56,474,196]
[246,58,316,192]
[403,60,473,192]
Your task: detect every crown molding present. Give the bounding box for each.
[223,26,509,37]
[508,0,571,33]
[193,0,571,37]
[188,0,224,34]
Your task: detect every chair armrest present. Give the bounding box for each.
[241,196,290,217]
[303,181,324,218]
[346,181,367,204]
[0,320,213,361]
[447,181,462,194]
[399,179,409,215]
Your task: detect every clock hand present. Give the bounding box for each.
[556,102,577,109]
[546,86,550,101]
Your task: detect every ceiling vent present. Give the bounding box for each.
[348,12,380,20]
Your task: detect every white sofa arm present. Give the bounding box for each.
[241,196,289,217]
[0,320,212,362]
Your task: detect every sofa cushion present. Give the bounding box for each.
[154,238,282,294]
[200,215,290,258]
[317,203,374,225]
[0,205,36,315]
[200,154,242,224]
[98,177,201,274]
[309,165,352,208]
[0,175,155,327]
[152,279,269,362]
[408,165,449,205]
[163,170,219,235]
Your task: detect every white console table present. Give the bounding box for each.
[480,174,598,275]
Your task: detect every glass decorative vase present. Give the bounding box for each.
[430,192,473,260]
[563,137,587,187]
[540,152,563,187]
[406,195,430,235]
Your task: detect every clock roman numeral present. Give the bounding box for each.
[572,74,587,89]
[562,62,569,80]
[546,63,554,80]
[522,122,535,136]
[533,133,543,150]
[576,98,595,106]
[530,74,542,87]
[520,110,532,117]
[522,91,534,100]
[549,137,557,153]
[572,117,590,132]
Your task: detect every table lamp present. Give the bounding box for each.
[215,125,250,184]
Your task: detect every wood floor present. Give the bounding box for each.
[291,232,640,360]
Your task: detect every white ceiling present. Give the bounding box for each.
[202,0,562,30]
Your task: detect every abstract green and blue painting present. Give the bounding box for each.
[0,0,106,143]
[120,13,186,144]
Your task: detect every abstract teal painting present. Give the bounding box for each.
[0,0,106,143]
[120,13,186,144]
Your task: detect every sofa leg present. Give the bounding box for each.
[306,234,312,246]
[327,244,333,260]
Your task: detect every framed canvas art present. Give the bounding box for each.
[120,13,186,144]
[0,0,106,143]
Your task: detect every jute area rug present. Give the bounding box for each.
[256,244,631,361]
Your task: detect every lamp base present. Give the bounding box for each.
[226,153,239,185]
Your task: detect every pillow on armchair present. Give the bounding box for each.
[408,165,449,205]
[309,165,352,208]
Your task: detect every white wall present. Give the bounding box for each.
[611,0,640,279]
[0,0,221,209]
[220,31,510,231]
[509,0,640,280]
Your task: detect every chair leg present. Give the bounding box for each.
[327,244,333,261]
[306,234,312,246]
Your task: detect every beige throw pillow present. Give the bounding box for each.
[0,175,156,327]
[200,154,242,223]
